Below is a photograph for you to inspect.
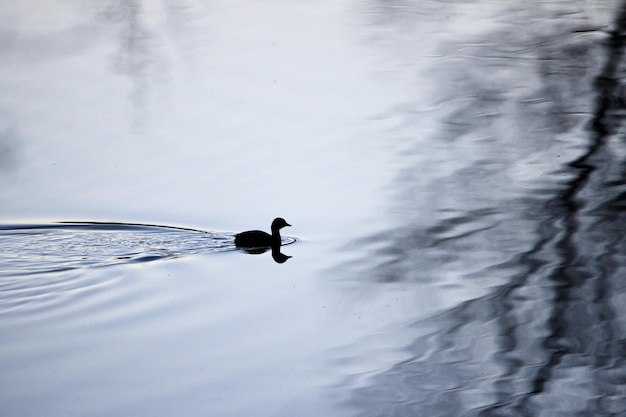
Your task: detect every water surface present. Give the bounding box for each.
[2,0,626,416]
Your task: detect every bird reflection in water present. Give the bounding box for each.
[234,217,292,263]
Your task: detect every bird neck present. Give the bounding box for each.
[271,227,282,244]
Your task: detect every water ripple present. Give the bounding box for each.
[338,1,626,416]
[0,222,295,277]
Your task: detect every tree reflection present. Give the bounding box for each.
[343,1,626,415]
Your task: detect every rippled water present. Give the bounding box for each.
[1,223,229,275]
[0,222,295,275]
[2,0,626,416]
[337,2,626,416]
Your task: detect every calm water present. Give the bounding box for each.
[2,0,626,416]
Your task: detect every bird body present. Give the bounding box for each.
[234,229,273,247]
[234,217,291,248]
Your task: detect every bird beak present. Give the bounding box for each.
[286,223,291,227]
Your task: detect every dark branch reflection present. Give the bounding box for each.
[343,1,626,415]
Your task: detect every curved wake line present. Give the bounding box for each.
[0,221,215,233]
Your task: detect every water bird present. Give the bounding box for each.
[235,217,291,248]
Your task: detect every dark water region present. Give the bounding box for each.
[340,1,626,416]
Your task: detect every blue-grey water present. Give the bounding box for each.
[2,1,626,416]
